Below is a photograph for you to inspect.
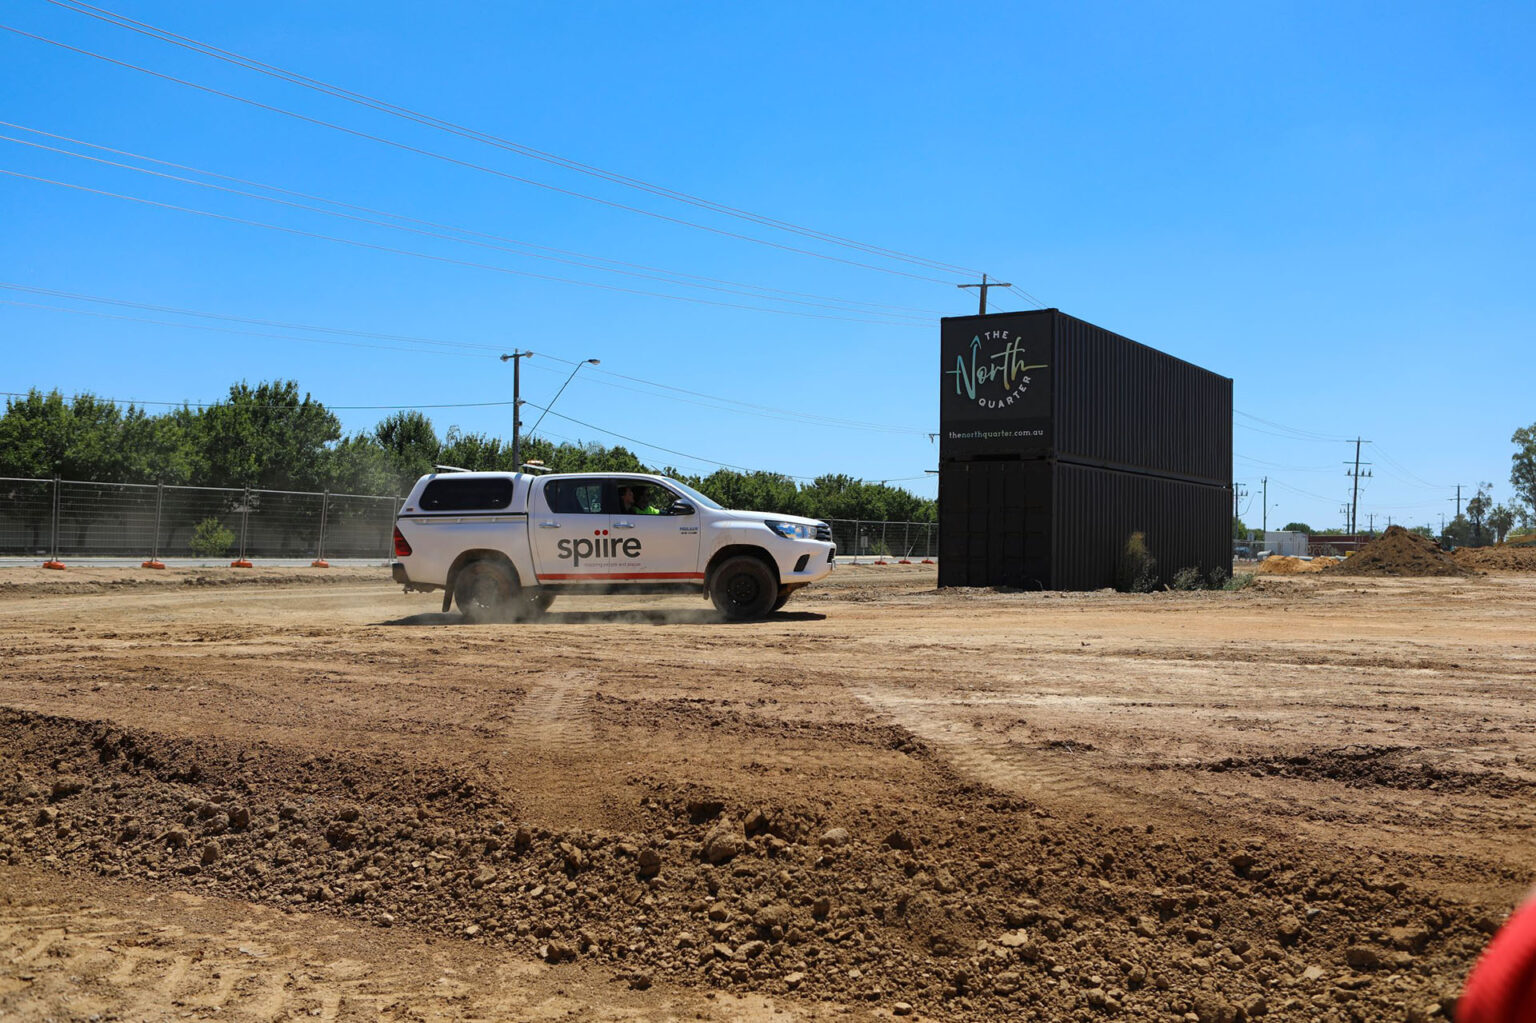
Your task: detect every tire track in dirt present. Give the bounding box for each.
[484,667,611,827]
[854,684,1189,827]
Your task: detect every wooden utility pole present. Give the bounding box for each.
[500,350,534,470]
[958,273,1012,315]
[1345,437,1372,534]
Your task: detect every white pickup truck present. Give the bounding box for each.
[390,471,836,621]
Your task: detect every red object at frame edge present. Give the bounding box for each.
[1460,896,1536,1023]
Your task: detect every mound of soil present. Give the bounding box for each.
[1327,526,1470,577]
[1254,555,1326,575]
[1453,544,1536,572]
[0,708,1489,1021]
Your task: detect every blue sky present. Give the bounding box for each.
[1,1,1531,530]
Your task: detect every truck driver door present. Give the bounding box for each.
[530,477,613,584]
[606,479,703,583]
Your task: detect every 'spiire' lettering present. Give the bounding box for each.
[555,536,642,566]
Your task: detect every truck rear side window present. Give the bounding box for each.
[542,479,606,514]
[419,477,514,511]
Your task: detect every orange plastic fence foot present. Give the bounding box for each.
[230,559,253,569]
[42,560,66,570]
[898,558,913,564]
[310,559,330,568]
[921,558,935,564]
[141,560,166,570]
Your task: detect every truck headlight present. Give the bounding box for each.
[765,519,815,540]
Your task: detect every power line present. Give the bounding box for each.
[1368,441,1442,489]
[1268,478,1341,504]
[0,123,943,321]
[0,167,930,327]
[1234,409,1351,443]
[1006,283,1049,310]
[0,22,967,288]
[0,283,929,435]
[0,283,502,353]
[0,297,496,360]
[1235,453,1337,472]
[47,0,984,280]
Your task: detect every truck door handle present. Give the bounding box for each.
[538,521,562,529]
[612,520,635,529]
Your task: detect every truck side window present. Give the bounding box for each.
[419,477,514,511]
[543,479,606,514]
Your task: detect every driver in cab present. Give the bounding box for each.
[618,484,662,516]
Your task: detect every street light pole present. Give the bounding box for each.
[527,358,600,440]
[499,350,534,470]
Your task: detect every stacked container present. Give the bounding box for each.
[938,309,1232,590]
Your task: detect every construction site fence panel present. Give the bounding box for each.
[0,478,399,560]
[824,519,937,559]
[0,479,937,562]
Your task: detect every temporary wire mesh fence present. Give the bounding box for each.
[824,519,937,560]
[0,478,939,562]
[0,478,399,561]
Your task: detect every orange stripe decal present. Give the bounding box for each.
[536,571,705,581]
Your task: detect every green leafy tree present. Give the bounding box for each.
[324,434,401,496]
[1488,504,1517,544]
[188,516,235,557]
[436,428,507,473]
[694,470,808,517]
[1465,482,1493,545]
[1281,522,1312,533]
[1443,514,1473,548]
[0,390,197,485]
[1513,423,1536,519]
[373,410,440,489]
[194,381,340,491]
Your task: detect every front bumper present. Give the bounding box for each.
[774,541,836,583]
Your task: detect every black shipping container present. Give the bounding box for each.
[940,309,1231,485]
[938,309,1231,590]
[938,460,1230,590]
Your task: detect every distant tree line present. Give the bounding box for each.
[0,383,936,523]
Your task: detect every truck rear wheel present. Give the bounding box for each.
[516,589,555,619]
[454,560,515,623]
[709,556,777,621]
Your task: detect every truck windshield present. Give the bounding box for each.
[663,479,723,510]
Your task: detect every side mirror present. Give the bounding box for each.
[668,500,695,516]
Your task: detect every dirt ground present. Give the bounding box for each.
[3,564,1535,1022]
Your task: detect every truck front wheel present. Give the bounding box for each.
[709,556,777,621]
[454,560,515,623]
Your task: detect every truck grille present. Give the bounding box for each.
[814,523,832,543]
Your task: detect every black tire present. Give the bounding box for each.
[709,556,777,620]
[513,588,555,619]
[454,560,515,623]
[771,586,792,612]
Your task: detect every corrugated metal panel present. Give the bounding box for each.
[937,309,1231,591]
[937,461,1051,588]
[1050,312,1231,486]
[938,460,1229,591]
[1051,462,1230,590]
[937,309,1232,487]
